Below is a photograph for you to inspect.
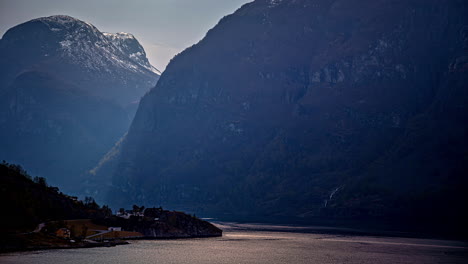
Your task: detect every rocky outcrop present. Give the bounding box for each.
[138,210,222,238]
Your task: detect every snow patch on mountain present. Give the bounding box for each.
[104,32,161,74]
[32,15,160,75]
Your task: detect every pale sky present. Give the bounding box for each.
[0,0,252,71]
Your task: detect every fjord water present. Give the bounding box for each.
[1,223,467,264]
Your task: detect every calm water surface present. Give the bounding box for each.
[1,222,467,264]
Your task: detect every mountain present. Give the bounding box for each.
[104,0,467,232]
[0,71,129,190]
[0,15,159,194]
[0,15,159,106]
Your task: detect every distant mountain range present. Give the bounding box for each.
[0,15,159,194]
[102,0,468,234]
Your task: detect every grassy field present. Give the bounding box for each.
[65,219,108,237]
[64,219,143,239]
[65,219,107,230]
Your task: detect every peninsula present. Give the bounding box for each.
[0,162,221,253]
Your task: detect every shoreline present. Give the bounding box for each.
[2,224,466,255]
[0,233,223,254]
[0,240,129,254]
[209,218,468,241]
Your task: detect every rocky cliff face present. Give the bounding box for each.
[107,0,467,229]
[0,15,159,194]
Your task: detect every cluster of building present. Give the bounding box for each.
[116,209,144,219]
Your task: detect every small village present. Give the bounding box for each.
[50,206,162,242]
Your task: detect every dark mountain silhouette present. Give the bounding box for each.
[0,15,159,194]
[104,0,468,234]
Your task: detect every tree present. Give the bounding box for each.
[33,176,47,187]
[84,197,98,210]
[49,186,59,193]
[101,205,112,217]
[132,204,140,214]
[84,197,94,205]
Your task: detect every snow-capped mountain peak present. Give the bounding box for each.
[4,15,160,76]
[0,15,160,106]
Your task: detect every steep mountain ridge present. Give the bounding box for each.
[105,0,468,231]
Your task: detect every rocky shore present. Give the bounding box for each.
[95,208,223,239]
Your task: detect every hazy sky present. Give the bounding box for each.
[0,0,252,71]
